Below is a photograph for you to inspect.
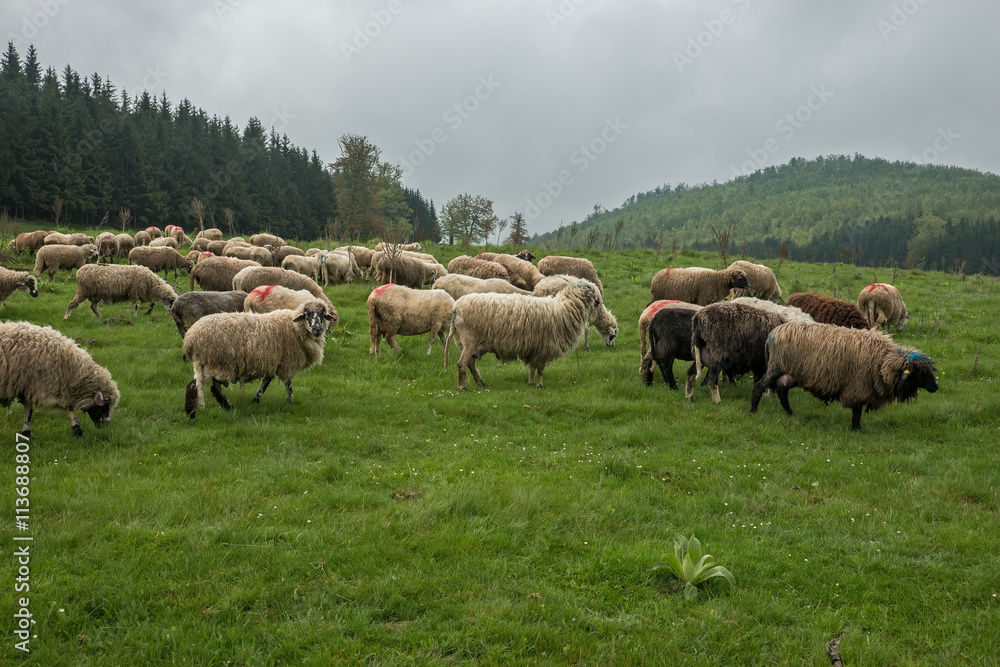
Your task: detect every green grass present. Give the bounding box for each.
[2,242,999,664]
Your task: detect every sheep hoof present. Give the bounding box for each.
[20,429,31,439]
[72,424,83,437]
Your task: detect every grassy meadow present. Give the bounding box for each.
[1,236,998,664]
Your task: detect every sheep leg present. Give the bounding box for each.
[584,328,591,352]
[708,367,721,404]
[144,301,155,316]
[437,330,449,368]
[253,377,274,402]
[850,406,863,431]
[283,378,294,404]
[20,403,32,439]
[661,355,678,390]
[184,380,199,419]
[640,351,655,386]
[68,411,83,437]
[426,331,436,355]
[210,379,232,410]
[89,299,102,319]
[388,334,401,350]
[533,365,544,389]
[684,364,699,399]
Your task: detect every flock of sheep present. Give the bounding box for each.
[3,224,936,436]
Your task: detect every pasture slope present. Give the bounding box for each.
[1,241,998,664]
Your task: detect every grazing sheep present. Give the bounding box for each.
[639,299,685,359]
[728,260,782,302]
[650,266,751,306]
[533,274,618,349]
[367,284,455,366]
[537,255,603,294]
[447,255,511,283]
[182,299,337,417]
[373,252,446,288]
[641,302,702,389]
[169,226,194,247]
[43,232,72,245]
[190,256,261,292]
[750,322,938,431]
[271,245,305,265]
[144,226,162,239]
[114,233,135,260]
[169,290,248,338]
[432,274,533,300]
[64,264,178,319]
[206,240,228,255]
[858,283,908,331]
[244,285,317,314]
[281,254,328,286]
[374,241,421,252]
[446,279,602,390]
[231,266,334,310]
[688,301,787,403]
[478,252,544,289]
[195,228,224,241]
[191,237,211,252]
[133,230,152,247]
[129,246,193,279]
[249,233,284,248]
[33,244,98,280]
[0,267,39,306]
[9,230,50,253]
[515,250,535,263]
[149,236,179,249]
[336,245,375,275]
[0,321,120,437]
[784,292,869,330]
[224,244,273,267]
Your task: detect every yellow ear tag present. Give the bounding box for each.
[903,369,911,375]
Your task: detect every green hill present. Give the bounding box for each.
[531,155,1000,273]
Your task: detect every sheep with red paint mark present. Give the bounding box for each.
[244,284,317,314]
[367,283,456,367]
[858,283,908,331]
[638,299,685,359]
[640,302,702,389]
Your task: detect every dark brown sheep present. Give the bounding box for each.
[750,322,938,431]
[784,292,869,329]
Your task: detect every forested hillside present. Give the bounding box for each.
[0,43,442,241]
[533,155,1000,273]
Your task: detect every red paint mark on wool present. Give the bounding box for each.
[476,253,484,259]
[372,283,396,299]
[252,285,278,300]
[642,299,683,318]
[199,252,214,259]
[865,283,889,294]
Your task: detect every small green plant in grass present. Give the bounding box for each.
[653,534,735,599]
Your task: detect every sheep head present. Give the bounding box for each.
[901,351,938,396]
[23,275,39,297]
[293,300,338,337]
[728,269,751,291]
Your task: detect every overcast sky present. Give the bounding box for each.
[5,0,998,235]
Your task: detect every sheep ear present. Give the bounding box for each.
[901,367,911,381]
[323,312,336,321]
[292,312,306,322]
[93,391,105,407]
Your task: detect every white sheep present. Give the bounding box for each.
[0,321,120,437]
[33,243,98,280]
[533,274,618,349]
[244,285,317,314]
[182,299,337,417]
[446,279,601,389]
[0,267,39,306]
[367,283,455,367]
[64,264,178,319]
[432,274,533,300]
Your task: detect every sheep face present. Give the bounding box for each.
[599,324,617,347]
[729,270,751,291]
[899,353,938,398]
[516,250,535,263]
[82,390,115,428]
[22,275,39,297]
[293,302,337,337]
